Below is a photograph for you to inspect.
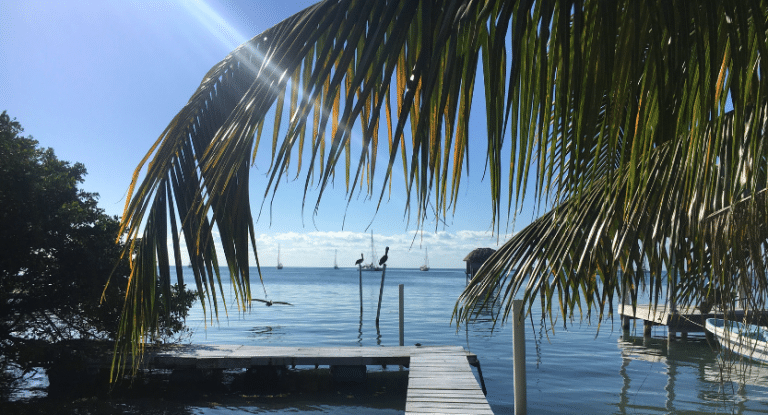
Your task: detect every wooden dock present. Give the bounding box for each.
[406,347,494,414]
[619,304,768,336]
[146,345,493,414]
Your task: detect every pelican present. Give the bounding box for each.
[379,246,389,266]
[251,298,293,307]
[355,253,364,266]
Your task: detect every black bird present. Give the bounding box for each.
[379,246,389,266]
[355,253,364,266]
[251,298,293,307]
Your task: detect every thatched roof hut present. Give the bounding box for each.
[463,248,496,278]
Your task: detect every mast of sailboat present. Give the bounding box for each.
[420,247,430,271]
[370,230,377,268]
[277,243,283,269]
[334,249,339,269]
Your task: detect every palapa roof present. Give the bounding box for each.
[463,247,496,263]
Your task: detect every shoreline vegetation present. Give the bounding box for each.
[0,112,196,401]
[4,0,768,413]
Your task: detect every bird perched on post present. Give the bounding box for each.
[379,247,389,266]
[355,253,364,266]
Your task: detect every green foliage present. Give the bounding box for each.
[117,0,768,370]
[0,111,195,393]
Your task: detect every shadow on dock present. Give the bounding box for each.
[16,365,409,414]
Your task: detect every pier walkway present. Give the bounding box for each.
[406,347,494,414]
[619,304,768,337]
[147,344,493,414]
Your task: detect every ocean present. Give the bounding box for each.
[9,266,768,413]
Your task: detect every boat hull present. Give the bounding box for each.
[706,318,768,363]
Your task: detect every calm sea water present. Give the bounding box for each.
[10,266,768,414]
[182,266,768,414]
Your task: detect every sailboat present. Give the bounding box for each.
[276,244,283,269]
[361,230,382,271]
[333,249,339,269]
[420,247,430,271]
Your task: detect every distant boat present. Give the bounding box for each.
[706,318,768,363]
[361,230,382,271]
[333,249,339,269]
[420,248,430,271]
[276,244,283,269]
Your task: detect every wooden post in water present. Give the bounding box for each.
[668,252,677,341]
[376,265,387,326]
[399,284,404,346]
[512,299,527,415]
[358,265,363,315]
[644,320,653,337]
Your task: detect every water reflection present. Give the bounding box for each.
[533,313,551,367]
[617,332,768,414]
[460,297,502,354]
[464,297,502,334]
[249,325,286,342]
[357,313,363,346]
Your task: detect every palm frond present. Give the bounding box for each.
[115,0,768,375]
[457,105,768,328]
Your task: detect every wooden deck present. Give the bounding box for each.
[618,304,768,335]
[146,345,493,414]
[406,348,494,414]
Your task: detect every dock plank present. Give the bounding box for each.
[406,349,493,415]
[148,345,464,369]
[144,344,494,414]
[618,304,768,333]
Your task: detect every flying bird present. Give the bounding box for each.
[251,298,293,307]
[379,246,389,266]
[355,253,364,266]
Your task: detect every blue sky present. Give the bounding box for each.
[1,0,540,269]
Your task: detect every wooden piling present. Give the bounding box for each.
[512,299,527,415]
[622,316,631,331]
[358,265,363,315]
[376,265,387,325]
[399,284,404,346]
[644,320,653,337]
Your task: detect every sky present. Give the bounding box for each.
[1,0,540,269]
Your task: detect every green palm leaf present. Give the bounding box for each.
[114,0,768,376]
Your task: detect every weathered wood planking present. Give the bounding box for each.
[147,345,471,369]
[405,349,494,414]
[146,344,494,414]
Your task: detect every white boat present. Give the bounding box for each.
[276,244,283,269]
[333,249,339,269]
[420,247,430,271]
[361,230,382,272]
[705,318,768,363]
